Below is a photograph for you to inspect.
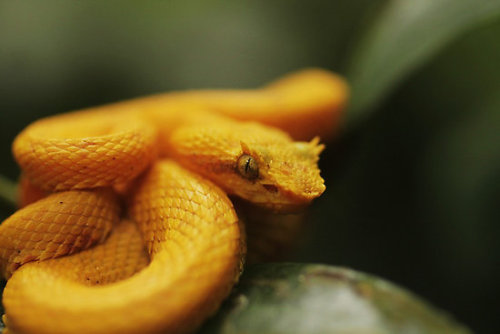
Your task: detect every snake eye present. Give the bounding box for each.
[237,154,259,180]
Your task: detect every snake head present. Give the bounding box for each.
[170,120,325,212]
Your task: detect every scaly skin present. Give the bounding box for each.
[3,161,243,334]
[0,69,348,333]
[0,189,120,279]
[165,68,349,141]
[13,111,158,192]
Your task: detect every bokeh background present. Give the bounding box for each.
[1,1,499,333]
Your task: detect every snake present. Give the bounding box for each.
[0,69,348,334]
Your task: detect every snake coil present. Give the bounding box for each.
[0,69,348,334]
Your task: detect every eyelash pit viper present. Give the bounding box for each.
[0,69,348,334]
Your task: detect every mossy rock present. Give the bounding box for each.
[200,263,471,334]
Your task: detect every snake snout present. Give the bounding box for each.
[265,138,326,206]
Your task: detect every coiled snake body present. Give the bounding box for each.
[0,69,347,334]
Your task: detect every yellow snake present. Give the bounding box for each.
[0,69,348,334]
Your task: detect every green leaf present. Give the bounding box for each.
[199,263,470,334]
[345,0,500,125]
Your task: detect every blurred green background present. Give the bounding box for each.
[1,1,499,333]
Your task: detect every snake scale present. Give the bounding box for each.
[0,69,348,334]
